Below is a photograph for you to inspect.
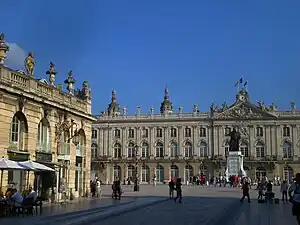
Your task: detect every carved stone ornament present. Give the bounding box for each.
[43,104,52,118]
[18,95,26,112]
[81,119,85,129]
[216,104,263,119]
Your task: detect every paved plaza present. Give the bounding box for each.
[0,185,295,225]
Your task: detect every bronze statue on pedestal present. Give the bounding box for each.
[229,128,241,152]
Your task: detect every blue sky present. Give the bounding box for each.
[1,1,300,115]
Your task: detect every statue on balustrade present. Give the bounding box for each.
[229,128,241,152]
[24,52,35,77]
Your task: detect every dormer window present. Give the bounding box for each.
[185,127,191,137]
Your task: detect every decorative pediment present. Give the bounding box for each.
[214,102,277,119]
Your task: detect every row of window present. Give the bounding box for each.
[92,126,293,139]
[91,141,293,159]
[11,111,86,154]
[109,165,295,183]
[92,127,207,139]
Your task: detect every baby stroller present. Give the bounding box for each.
[264,191,274,203]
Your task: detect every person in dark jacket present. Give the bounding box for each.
[174,178,182,203]
[168,179,175,199]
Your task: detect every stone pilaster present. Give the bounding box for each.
[276,125,282,158]
[265,125,271,156]
[98,128,103,156]
[270,125,276,157]
[108,127,113,156]
[292,125,298,156]
[192,125,197,156]
[178,126,183,156]
[163,126,169,156]
[207,125,212,156]
[212,125,218,156]
[217,126,222,156]
[121,127,126,156]
[136,126,141,146]
[249,125,255,156]
[150,127,154,156]
[103,127,107,156]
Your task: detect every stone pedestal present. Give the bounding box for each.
[225,151,247,181]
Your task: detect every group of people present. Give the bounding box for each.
[168,178,183,203]
[90,178,102,197]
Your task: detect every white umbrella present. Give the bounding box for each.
[18,160,55,172]
[0,158,27,187]
[0,158,26,170]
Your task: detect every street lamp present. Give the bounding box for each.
[133,145,139,192]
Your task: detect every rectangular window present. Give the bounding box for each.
[256,127,263,137]
[142,128,148,138]
[92,129,97,139]
[156,128,162,138]
[128,129,134,138]
[199,128,206,137]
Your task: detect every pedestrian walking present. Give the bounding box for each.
[174,178,182,203]
[289,173,300,225]
[240,182,251,203]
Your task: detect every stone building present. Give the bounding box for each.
[0,33,95,198]
[92,86,300,184]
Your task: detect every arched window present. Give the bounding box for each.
[155,142,164,157]
[127,165,135,179]
[256,167,266,180]
[91,143,97,158]
[170,142,178,157]
[10,112,28,151]
[184,165,194,184]
[240,141,249,157]
[141,142,149,158]
[127,143,135,158]
[170,165,179,179]
[255,142,265,158]
[37,118,51,153]
[141,165,150,183]
[76,129,86,157]
[283,142,292,158]
[199,142,208,157]
[284,166,294,182]
[113,165,121,180]
[155,165,164,183]
[184,142,193,157]
[58,129,70,156]
[114,143,121,158]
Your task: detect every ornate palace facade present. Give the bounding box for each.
[92,88,300,184]
[0,33,95,198]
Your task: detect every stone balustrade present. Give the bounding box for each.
[0,66,91,114]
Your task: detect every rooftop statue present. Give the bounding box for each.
[24,52,35,77]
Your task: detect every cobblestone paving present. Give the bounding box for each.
[89,196,239,225]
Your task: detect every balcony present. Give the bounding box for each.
[36,141,51,153]
[57,142,70,160]
[8,141,28,153]
[76,145,85,157]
